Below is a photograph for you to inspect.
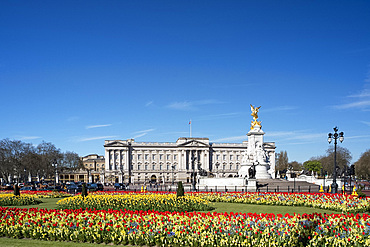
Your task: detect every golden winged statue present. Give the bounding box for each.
[250,104,262,129]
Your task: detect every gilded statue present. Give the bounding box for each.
[250,104,262,129]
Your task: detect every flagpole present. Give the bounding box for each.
[189,119,192,137]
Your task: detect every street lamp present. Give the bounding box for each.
[191,151,197,191]
[120,165,124,184]
[171,165,175,185]
[51,159,59,185]
[24,168,27,183]
[215,162,220,178]
[328,127,344,194]
[288,165,296,191]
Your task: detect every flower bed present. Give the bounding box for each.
[0,207,369,246]
[86,191,370,213]
[0,194,42,206]
[193,192,370,213]
[57,193,214,212]
[0,190,71,198]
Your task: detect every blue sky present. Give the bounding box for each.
[1,1,370,164]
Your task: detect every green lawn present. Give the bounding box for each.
[10,197,338,215]
[209,201,337,214]
[0,238,109,247]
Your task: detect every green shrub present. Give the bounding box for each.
[13,184,20,196]
[176,181,184,197]
[81,183,88,197]
[357,185,366,198]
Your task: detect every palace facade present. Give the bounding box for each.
[103,137,276,185]
[59,154,105,184]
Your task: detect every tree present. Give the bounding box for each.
[354,149,370,180]
[0,139,31,183]
[275,151,289,172]
[36,141,63,178]
[21,143,41,182]
[288,161,302,171]
[318,146,352,176]
[303,160,322,173]
[60,151,83,171]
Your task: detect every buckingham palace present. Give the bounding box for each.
[103,136,276,185]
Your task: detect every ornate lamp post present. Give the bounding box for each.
[23,168,27,183]
[119,164,124,184]
[51,159,59,185]
[327,127,344,194]
[215,162,220,178]
[171,165,175,185]
[191,151,197,191]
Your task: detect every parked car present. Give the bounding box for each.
[0,184,13,190]
[114,183,127,190]
[86,183,104,191]
[20,186,37,191]
[66,184,82,194]
[46,185,65,192]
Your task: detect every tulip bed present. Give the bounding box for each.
[57,193,214,212]
[1,207,369,246]
[77,191,370,214]
[0,194,42,206]
[193,192,370,213]
[0,190,71,198]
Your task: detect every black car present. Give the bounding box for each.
[46,185,65,192]
[66,184,82,194]
[114,183,127,190]
[87,183,104,191]
[20,186,37,191]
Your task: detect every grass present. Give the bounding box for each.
[7,197,338,214]
[209,202,337,214]
[9,197,61,210]
[0,238,108,247]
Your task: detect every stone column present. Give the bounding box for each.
[125,148,129,172]
[105,149,110,171]
[204,150,209,171]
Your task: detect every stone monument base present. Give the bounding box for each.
[198,177,257,191]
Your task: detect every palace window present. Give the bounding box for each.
[223,155,226,160]
[216,155,220,160]
[145,165,148,170]
[152,165,155,170]
[138,154,141,160]
[167,154,170,160]
[237,155,240,160]
[230,155,233,160]
[230,165,232,170]
[160,154,163,160]
[152,154,156,160]
[138,165,141,170]
[167,165,169,170]
[174,155,177,160]
[159,165,162,170]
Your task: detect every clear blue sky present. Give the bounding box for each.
[1,0,369,164]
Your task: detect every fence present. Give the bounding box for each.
[122,184,323,193]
